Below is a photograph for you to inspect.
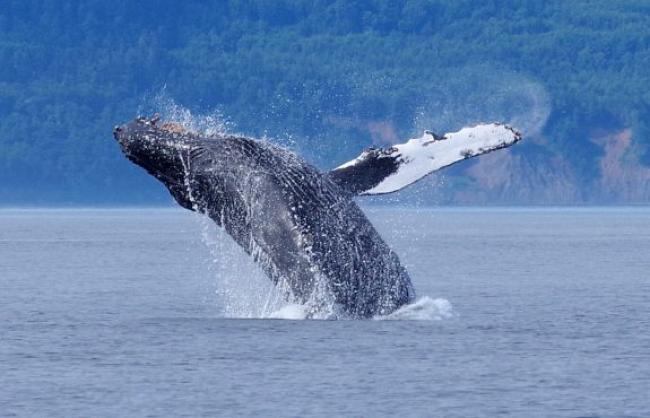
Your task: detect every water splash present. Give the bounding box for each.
[147,91,232,136]
[147,96,454,321]
[158,100,337,318]
[146,89,299,150]
[148,98,287,318]
[268,304,308,320]
[198,218,342,319]
[265,297,454,321]
[194,202,451,320]
[376,297,454,321]
[197,215,289,318]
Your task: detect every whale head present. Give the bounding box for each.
[113,116,199,209]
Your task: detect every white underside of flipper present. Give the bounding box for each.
[340,123,521,195]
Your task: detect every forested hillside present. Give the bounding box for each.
[1,1,650,205]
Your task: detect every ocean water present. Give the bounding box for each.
[1,208,649,417]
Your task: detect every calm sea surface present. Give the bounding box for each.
[1,208,649,417]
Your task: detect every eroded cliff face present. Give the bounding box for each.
[459,149,581,205]
[452,127,650,205]
[595,129,650,203]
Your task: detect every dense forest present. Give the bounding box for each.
[1,0,650,205]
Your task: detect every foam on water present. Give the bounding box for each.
[376,297,454,321]
[266,297,454,321]
[268,304,308,320]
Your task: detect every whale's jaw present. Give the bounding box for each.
[113,117,201,209]
[113,117,186,173]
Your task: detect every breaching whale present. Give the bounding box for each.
[114,116,521,318]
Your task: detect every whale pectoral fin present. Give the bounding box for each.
[328,123,522,195]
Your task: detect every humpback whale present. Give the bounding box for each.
[114,116,521,318]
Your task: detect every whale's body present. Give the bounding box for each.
[114,117,520,318]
